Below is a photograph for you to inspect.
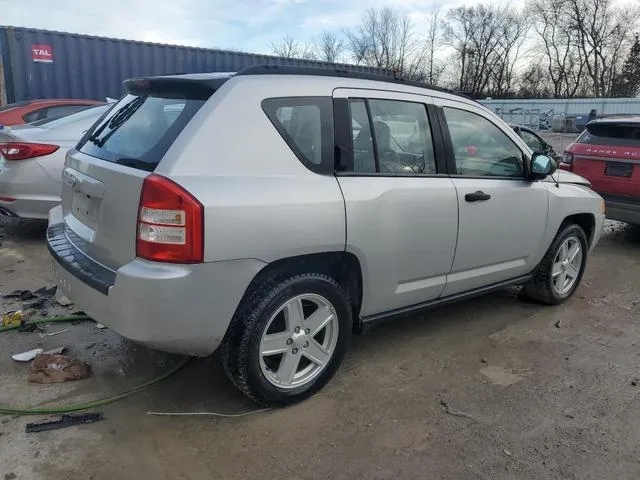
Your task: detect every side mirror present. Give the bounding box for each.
[530,154,557,180]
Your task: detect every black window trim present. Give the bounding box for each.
[261,96,334,175]
[437,105,531,180]
[334,96,448,178]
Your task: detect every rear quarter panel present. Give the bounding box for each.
[156,76,346,263]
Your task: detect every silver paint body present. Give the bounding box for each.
[48,74,605,355]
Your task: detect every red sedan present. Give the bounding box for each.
[0,99,103,126]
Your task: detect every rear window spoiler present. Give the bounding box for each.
[123,76,230,99]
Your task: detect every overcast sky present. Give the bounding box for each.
[1,0,528,54]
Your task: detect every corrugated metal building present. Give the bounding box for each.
[0,26,386,104]
[481,98,640,132]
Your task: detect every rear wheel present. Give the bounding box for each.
[521,223,588,305]
[221,273,351,406]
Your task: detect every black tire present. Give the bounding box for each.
[220,273,352,406]
[521,223,588,305]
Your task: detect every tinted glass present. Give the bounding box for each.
[262,97,333,173]
[79,93,206,172]
[369,100,436,174]
[22,109,46,123]
[32,105,110,128]
[349,99,376,173]
[579,123,640,147]
[44,105,90,119]
[519,130,544,151]
[444,107,524,177]
[275,104,322,164]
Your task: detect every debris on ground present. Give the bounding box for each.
[3,289,36,301]
[42,346,66,355]
[25,413,104,433]
[96,323,107,329]
[12,348,44,362]
[503,449,513,456]
[28,353,91,384]
[2,310,32,328]
[555,320,562,328]
[25,298,48,310]
[632,379,639,387]
[39,328,70,338]
[440,399,474,419]
[480,357,488,364]
[5,473,17,480]
[54,290,73,307]
[33,286,57,297]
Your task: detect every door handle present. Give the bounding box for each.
[465,191,491,202]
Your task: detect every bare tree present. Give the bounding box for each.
[344,7,418,76]
[422,8,446,85]
[517,64,553,98]
[313,30,345,63]
[485,8,529,97]
[269,34,302,59]
[443,5,524,97]
[528,0,586,98]
[567,0,639,97]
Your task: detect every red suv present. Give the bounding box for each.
[561,117,640,224]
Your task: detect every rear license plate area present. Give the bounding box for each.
[71,191,97,224]
[605,162,633,178]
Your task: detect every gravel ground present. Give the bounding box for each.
[1,216,639,480]
[539,132,581,156]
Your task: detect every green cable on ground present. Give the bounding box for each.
[0,314,191,415]
[0,314,92,333]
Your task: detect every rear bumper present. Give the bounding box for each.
[0,194,59,219]
[0,158,60,219]
[601,193,640,225]
[47,206,266,356]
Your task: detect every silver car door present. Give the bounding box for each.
[333,88,459,318]
[434,97,549,296]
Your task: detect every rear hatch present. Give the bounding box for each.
[568,120,640,198]
[61,76,225,270]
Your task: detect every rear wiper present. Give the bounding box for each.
[115,158,155,172]
[87,96,146,147]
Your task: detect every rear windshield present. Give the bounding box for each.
[579,123,640,148]
[78,92,207,171]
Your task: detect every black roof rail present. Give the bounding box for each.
[236,65,469,100]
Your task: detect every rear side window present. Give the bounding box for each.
[579,123,640,147]
[22,109,46,123]
[262,97,333,174]
[78,93,207,172]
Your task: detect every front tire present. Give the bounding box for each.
[221,273,352,406]
[521,223,588,305]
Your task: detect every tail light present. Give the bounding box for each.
[136,174,204,263]
[0,142,59,161]
[561,151,574,171]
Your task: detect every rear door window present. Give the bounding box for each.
[262,97,334,173]
[345,98,436,175]
[579,123,640,147]
[78,93,207,172]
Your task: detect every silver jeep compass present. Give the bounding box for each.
[48,66,605,405]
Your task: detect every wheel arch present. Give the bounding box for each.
[562,213,595,247]
[241,251,364,332]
